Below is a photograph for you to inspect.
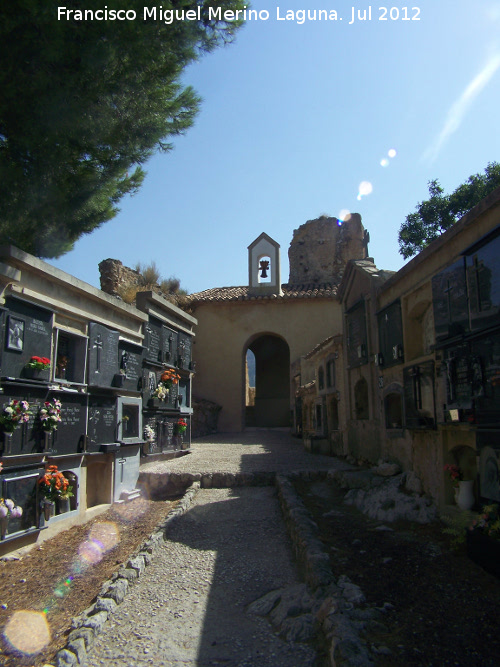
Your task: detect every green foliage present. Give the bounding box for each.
[398,162,500,259]
[136,262,161,287]
[0,0,245,258]
[160,277,188,296]
[441,512,473,550]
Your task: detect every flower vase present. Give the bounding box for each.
[456,480,475,510]
[0,517,8,540]
[25,367,41,380]
[43,431,51,453]
[43,500,55,521]
[57,497,71,514]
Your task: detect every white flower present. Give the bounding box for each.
[11,506,22,518]
[4,499,14,510]
[0,505,8,518]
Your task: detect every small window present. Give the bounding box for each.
[326,358,336,388]
[258,256,271,283]
[117,397,142,443]
[318,366,325,391]
[54,329,88,384]
[328,396,339,430]
[385,392,403,429]
[346,301,368,368]
[316,404,322,430]
[378,301,404,368]
[354,377,369,420]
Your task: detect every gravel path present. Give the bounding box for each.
[86,487,318,667]
[140,430,344,476]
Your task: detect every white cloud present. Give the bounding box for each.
[422,52,500,163]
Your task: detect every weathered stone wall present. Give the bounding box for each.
[99,258,142,297]
[288,214,367,285]
[192,396,222,438]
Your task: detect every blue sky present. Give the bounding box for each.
[52,0,500,294]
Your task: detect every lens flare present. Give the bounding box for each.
[380,158,389,167]
[357,181,373,200]
[89,522,120,552]
[3,610,51,654]
[388,148,397,158]
[338,209,351,222]
[112,496,147,522]
[78,538,105,565]
[77,522,120,565]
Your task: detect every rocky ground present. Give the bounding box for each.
[297,477,500,666]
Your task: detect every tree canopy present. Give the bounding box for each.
[398,162,500,259]
[0,1,244,257]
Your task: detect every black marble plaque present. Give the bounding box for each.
[177,380,188,407]
[432,259,468,340]
[0,388,86,456]
[118,341,143,392]
[88,323,120,388]
[0,385,48,456]
[378,301,403,367]
[471,332,500,425]
[50,392,87,455]
[168,379,178,407]
[145,317,162,363]
[443,344,472,408]
[177,332,192,369]
[2,297,52,379]
[466,232,500,332]
[88,396,117,451]
[156,417,175,452]
[162,326,177,364]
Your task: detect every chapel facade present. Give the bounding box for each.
[185,214,369,432]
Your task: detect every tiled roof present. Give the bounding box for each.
[351,260,396,280]
[296,380,316,396]
[304,335,336,359]
[187,283,338,305]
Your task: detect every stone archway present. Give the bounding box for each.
[244,334,290,428]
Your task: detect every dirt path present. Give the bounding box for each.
[86,487,318,667]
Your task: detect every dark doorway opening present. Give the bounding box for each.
[245,335,290,428]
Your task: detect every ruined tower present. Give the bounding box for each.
[288,214,368,285]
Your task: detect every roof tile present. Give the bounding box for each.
[187,283,338,304]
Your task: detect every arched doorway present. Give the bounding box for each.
[245,334,290,428]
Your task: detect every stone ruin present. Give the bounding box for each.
[98,258,142,297]
[288,214,368,285]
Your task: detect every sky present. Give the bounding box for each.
[52,0,500,294]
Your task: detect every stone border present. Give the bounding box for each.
[55,482,201,667]
[276,472,377,667]
[138,469,275,498]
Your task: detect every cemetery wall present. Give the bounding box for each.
[0,249,196,555]
[333,186,500,509]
